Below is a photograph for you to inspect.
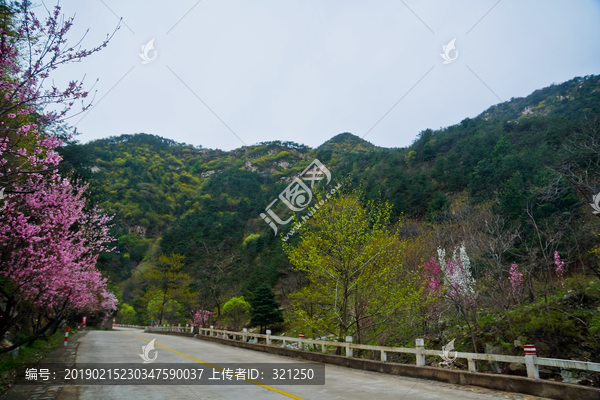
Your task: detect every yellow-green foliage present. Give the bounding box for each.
[405,150,417,168]
[143,253,197,324]
[203,157,233,170]
[117,303,136,325]
[221,296,252,331]
[283,189,423,342]
[252,151,292,167]
[243,234,260,245]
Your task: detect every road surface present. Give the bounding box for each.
[57,328,534,400]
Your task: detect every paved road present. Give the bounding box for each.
[58,328,537,400]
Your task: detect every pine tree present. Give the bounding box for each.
[249,285,283,334]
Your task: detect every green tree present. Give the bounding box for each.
[405,150,417,168]
[426,191,449,220]
[249,285,283,334]
[144,253,195,325]
[222,296,252,331]
[147,293,181,325]
[283,189,423,343]
[116,303,136,325]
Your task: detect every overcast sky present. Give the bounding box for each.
[46,0,600,151]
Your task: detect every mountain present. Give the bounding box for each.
[318,132,381,152]
[58,74,600,323]
[479,74,600,121]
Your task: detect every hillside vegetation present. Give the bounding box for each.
[59,74,600,384]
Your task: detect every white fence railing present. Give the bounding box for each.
[153,326,600,381]
[145,324,194,333]
[114,324,148,329]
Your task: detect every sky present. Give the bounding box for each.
[43,0,600,151]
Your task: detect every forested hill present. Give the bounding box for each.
[479,75,600,121]
[58,74,600,312]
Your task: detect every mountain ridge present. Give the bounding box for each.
[57,72,600,301]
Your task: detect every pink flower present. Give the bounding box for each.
[509,264,523,297]
[189,310,213,327]
[423,257,442,296]
[554,252,566,288]
[1,175,117,334]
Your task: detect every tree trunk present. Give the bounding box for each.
[159,291,167,325]
[527,271,534,302]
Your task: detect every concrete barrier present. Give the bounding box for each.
[150,330,599,400]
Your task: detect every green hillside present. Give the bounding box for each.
[58,74,600,380]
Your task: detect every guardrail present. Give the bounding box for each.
[146,324,194,333]
[114,324,148,329]
[115,324,195,332]
[167,326,600,381]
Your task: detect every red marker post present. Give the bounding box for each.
[82,316,86,331]
[524,344,539,379]
[77,323,80,332]
[64,327,69,346]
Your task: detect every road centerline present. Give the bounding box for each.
[121,332,306,400]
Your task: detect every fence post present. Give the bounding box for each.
[468,359,477,372]
[415,339,425,366]
[524,345,539,379]
[265,329,271,345]
[381,350,387,362]
[322,343,327,354]
[242,328,247,342]
[345,336,353,358]
[299,333,305,350]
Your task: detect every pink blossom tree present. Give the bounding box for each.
[0,2,119,352]
[509,263,523,299]
[0,1,118,195]
[437,245,476,304]
[421,257,445,331]
[189,310,213,328]
[423,257,443,298]
[435,244,480,352]
[0,175,117,352]
[554,251,566,288]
